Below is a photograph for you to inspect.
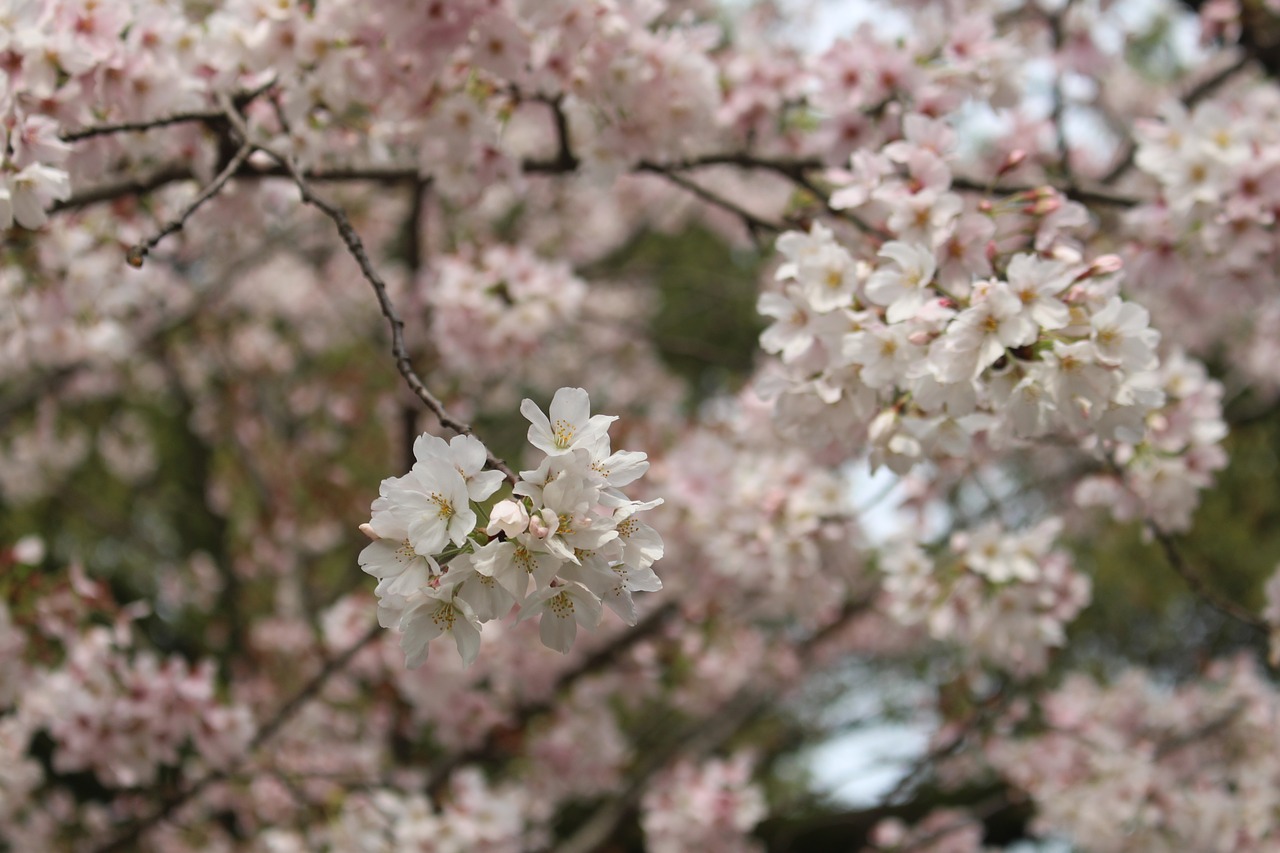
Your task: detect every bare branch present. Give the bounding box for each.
[1046,5,1076,185]
[216,96,518,483]
[551,596,875,853]
[949,177,1141,208]
[125,142,255,268]
[1146,521,1267,634]
[637,161,790,241]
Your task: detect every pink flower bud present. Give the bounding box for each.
[528,508,559,540]
[486,499,530,537]
[999,148,1027,174]
[1025,193,1061,216]
[1088,254,1123,276]
[358,523,380,541]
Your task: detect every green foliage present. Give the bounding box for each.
[1065,412,1280,674]
[592,224,767,399]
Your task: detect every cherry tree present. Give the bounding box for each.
[3,0,1280,850]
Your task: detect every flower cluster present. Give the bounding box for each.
[759,115,1175,476]
[880,518,1090,676]
[640,753,767,853]
[424,245,587,381]
[360,387,662,667]
[989,657,1280,852]
[1073,349,1228,532]
[322,768,531,853]
[20,624,253,789]
[1126,89,1280,397]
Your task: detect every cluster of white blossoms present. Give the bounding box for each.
[761,220,1165,473]
[359,388,662,667]
[758,115,1175,474]
[880,518,1090,677]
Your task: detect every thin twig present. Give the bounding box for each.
[551,596,874,853]
[1047,5,1075,185]
[949,177,1140,208]
[56,163,424,213]
[636,161,788,240]
[1146,521,1267,634]
[217,95,517,483]
[125,142,255,267]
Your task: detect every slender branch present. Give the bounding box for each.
[552,687,768,853]
[55,163,423,213]
[521,93,581,173]
[125,142,255,267]
[216,97,517,483]
[400,180,429,471]
[1047,5,1076,185]
[251,624,384,750]
[636,161,789,239]
[949,177,1140,208]
[1153,702,1246,759]
[1145,521,1267,633]
[666,152,823,177]
[61,111,227,142]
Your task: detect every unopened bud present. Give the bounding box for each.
[1025,192,1062,216]
[358,523,380,541]
[1087,254,1123,276]
[528,508,558,540]
[998,148,1028,175]
[486,499,530,537]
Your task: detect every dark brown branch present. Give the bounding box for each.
[949,177,1141,208]
[636,161,789,239]
[1146,521,1267,634]
[521,93,581,173]
[216,97,517,483]
[1047,5,1076,185]
[1153,702,1246,759]
[55,164,423,213]
[399,181,429,471]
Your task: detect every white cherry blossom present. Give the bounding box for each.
[521,387,617,456]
